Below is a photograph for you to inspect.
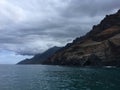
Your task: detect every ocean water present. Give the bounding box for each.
[0,65,120,90]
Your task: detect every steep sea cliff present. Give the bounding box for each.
[44,10,120,66]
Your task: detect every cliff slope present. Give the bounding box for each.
[17,46,61,64]
[44,10,120,66]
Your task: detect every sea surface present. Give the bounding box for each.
[0,65,120,90]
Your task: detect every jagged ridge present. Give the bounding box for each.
[43,9,120,66]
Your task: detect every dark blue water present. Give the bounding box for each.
[0,65,120,90]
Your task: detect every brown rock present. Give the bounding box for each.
[43,9,120,66]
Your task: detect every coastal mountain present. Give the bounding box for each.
[17,46,61,64]
[43,10,120,66]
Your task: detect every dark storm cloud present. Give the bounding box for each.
[0,0,120,55]
[61,0,120,17]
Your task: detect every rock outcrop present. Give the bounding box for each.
[43,9,120,66]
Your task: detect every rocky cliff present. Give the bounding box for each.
[43,10,120,66]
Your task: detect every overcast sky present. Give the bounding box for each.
[0,0,120,64]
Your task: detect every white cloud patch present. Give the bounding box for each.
[0,50,31,64]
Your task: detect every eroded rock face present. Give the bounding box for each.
[43,10,120,66]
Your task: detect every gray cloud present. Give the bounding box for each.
[61,0,120,17]
[0,0,120,55]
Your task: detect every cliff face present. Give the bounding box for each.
[44,10,120,66]
[17,46,61,64]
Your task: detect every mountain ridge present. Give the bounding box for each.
[17,46,61,64]
[43,9,120,66]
